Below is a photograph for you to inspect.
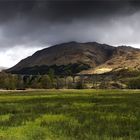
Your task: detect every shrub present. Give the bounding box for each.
[127,76,140,89]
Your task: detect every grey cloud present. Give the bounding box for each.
[0,0,140,50]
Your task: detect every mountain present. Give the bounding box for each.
[7,42,140,75]
[82,45,140,74]
[0,67,7,72]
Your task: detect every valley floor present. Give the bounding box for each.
[0,89,140,140]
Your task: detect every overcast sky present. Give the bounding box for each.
[1,0,140,67]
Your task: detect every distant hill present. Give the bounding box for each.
[7,42,140,75]
[0,67,7,72]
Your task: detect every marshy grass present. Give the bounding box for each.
[0,89,140,140]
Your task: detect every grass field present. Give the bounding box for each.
[0,89,140,140]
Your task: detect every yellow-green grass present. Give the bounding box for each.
[0,89,140,140]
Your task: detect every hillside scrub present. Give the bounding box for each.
[127,76,140,89]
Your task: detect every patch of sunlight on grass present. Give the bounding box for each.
[72,102,95,108]
[35,114,70,124]
[0,114,11,122]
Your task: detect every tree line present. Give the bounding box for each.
[1,70,140,90]
[0,71,85,90]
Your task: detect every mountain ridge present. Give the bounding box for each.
[7,42,140,75]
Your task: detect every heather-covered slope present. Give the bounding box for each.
[82,46,140,74]
[8,42,115,74]
[8,42,140,75]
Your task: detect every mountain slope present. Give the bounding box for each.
[7,42,140,75]
[82,46,140,74]
[8,42,115,74]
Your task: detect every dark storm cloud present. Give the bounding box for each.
[0,0,140,20]
[3,0,137,22]
[0,0,140,49]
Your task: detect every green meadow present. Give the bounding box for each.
[0,89,140,140]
